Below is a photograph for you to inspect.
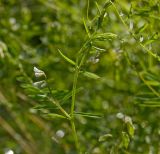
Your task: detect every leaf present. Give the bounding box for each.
[139,101,160,107]
[92,33,117,41]
[141,71,159,81]
[98,134,112,142]
[61,87,83,103]
[134,71,160,107]
[44,113,66,119]
[29,94,48,102]
[51,88,81,101]
[134,87,160,107]
[95,2,101,15]
[144,39,156,46]
[97,1,112,29]
[83,18,90,38]
[138,103,160,107]
[145,80,160,86]
[51,90,70,100]
[120,132,130,149]
[58,49,76,66]
[126,122,135,138]
[82,71,100,80]
[74,111,103,119]
[33,104,53,110]
[135,97,160,107]
[135,23,148,34]
[16,76,29,83]
[33,80,47,88]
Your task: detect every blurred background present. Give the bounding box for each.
[0,0,160,153]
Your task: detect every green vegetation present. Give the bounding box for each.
[0,0,160,153]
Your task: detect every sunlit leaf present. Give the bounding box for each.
[82,71,100,80]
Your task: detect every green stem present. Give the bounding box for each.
[70,120,80,153]
[46,78,71,119]
[70,23,93,154]
[70,59,80,152]
[70,46,88,152]
[49,98,71,119]
[71,65,79,116]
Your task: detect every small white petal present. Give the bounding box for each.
[124,116,132,124]
[119,12,124,17]
[94,58,99,63]
[33,67,46,78]
[139,36,144,42]
[34,67,44,73]
[35,72,45,78]
[33,81,46,88]
[40,82,47,88]
[129,20,134,30]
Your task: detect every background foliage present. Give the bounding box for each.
[0,0,160,153]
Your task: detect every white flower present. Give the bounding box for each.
[34,66,43,73]
[33,67,46,78]
[35,72,45,78]
[124,116,132,124]
[33,80,46,88]
[139,36,144,42]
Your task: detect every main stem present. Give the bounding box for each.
[70,120,80,153]
[71,66,79,116]
[70,58,80,153]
